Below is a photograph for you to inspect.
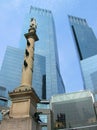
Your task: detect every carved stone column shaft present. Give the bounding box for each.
[21,37,35,87]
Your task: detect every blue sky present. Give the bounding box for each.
[0,0,97,92]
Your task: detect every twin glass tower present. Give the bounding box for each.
[69,15,97,100]
[69,15,97,60]
[0,6,65,100]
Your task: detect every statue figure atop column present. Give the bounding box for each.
[30,18,37,29]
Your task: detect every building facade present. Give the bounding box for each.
[68,15,97,100]
[0,86,8,121]
[80,55,97,100]
[0,46,24,93]
[50,91,97,130]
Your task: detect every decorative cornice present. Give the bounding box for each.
[9,87,40,103]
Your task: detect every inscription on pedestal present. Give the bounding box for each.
[10,99,30,118]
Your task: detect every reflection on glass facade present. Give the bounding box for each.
[68,15,97,60]
[37,103,49,109]
[0,46,24,93]
[0,46,45,99]
[0,86,8,107]
[37,101,50,130]
[81,55,97,100]
[19,6,65,99]
[32,54,46,99]
[39,115,47,123]
[50,91,97,129]
[37,101,50,122]
[0,86,8,121]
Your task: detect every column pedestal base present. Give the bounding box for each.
[0,117,41,130]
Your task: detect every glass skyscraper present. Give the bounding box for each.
[0,7,65,100]
[0,46,24,93]
[68,15,97,60]
[19,6,65,99]
[68,15,97,100]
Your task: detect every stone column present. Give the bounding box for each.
[0,18,41,130]
[21,18,39,88]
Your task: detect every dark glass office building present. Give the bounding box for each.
[0,7,65,100]
[68,15,97,60]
